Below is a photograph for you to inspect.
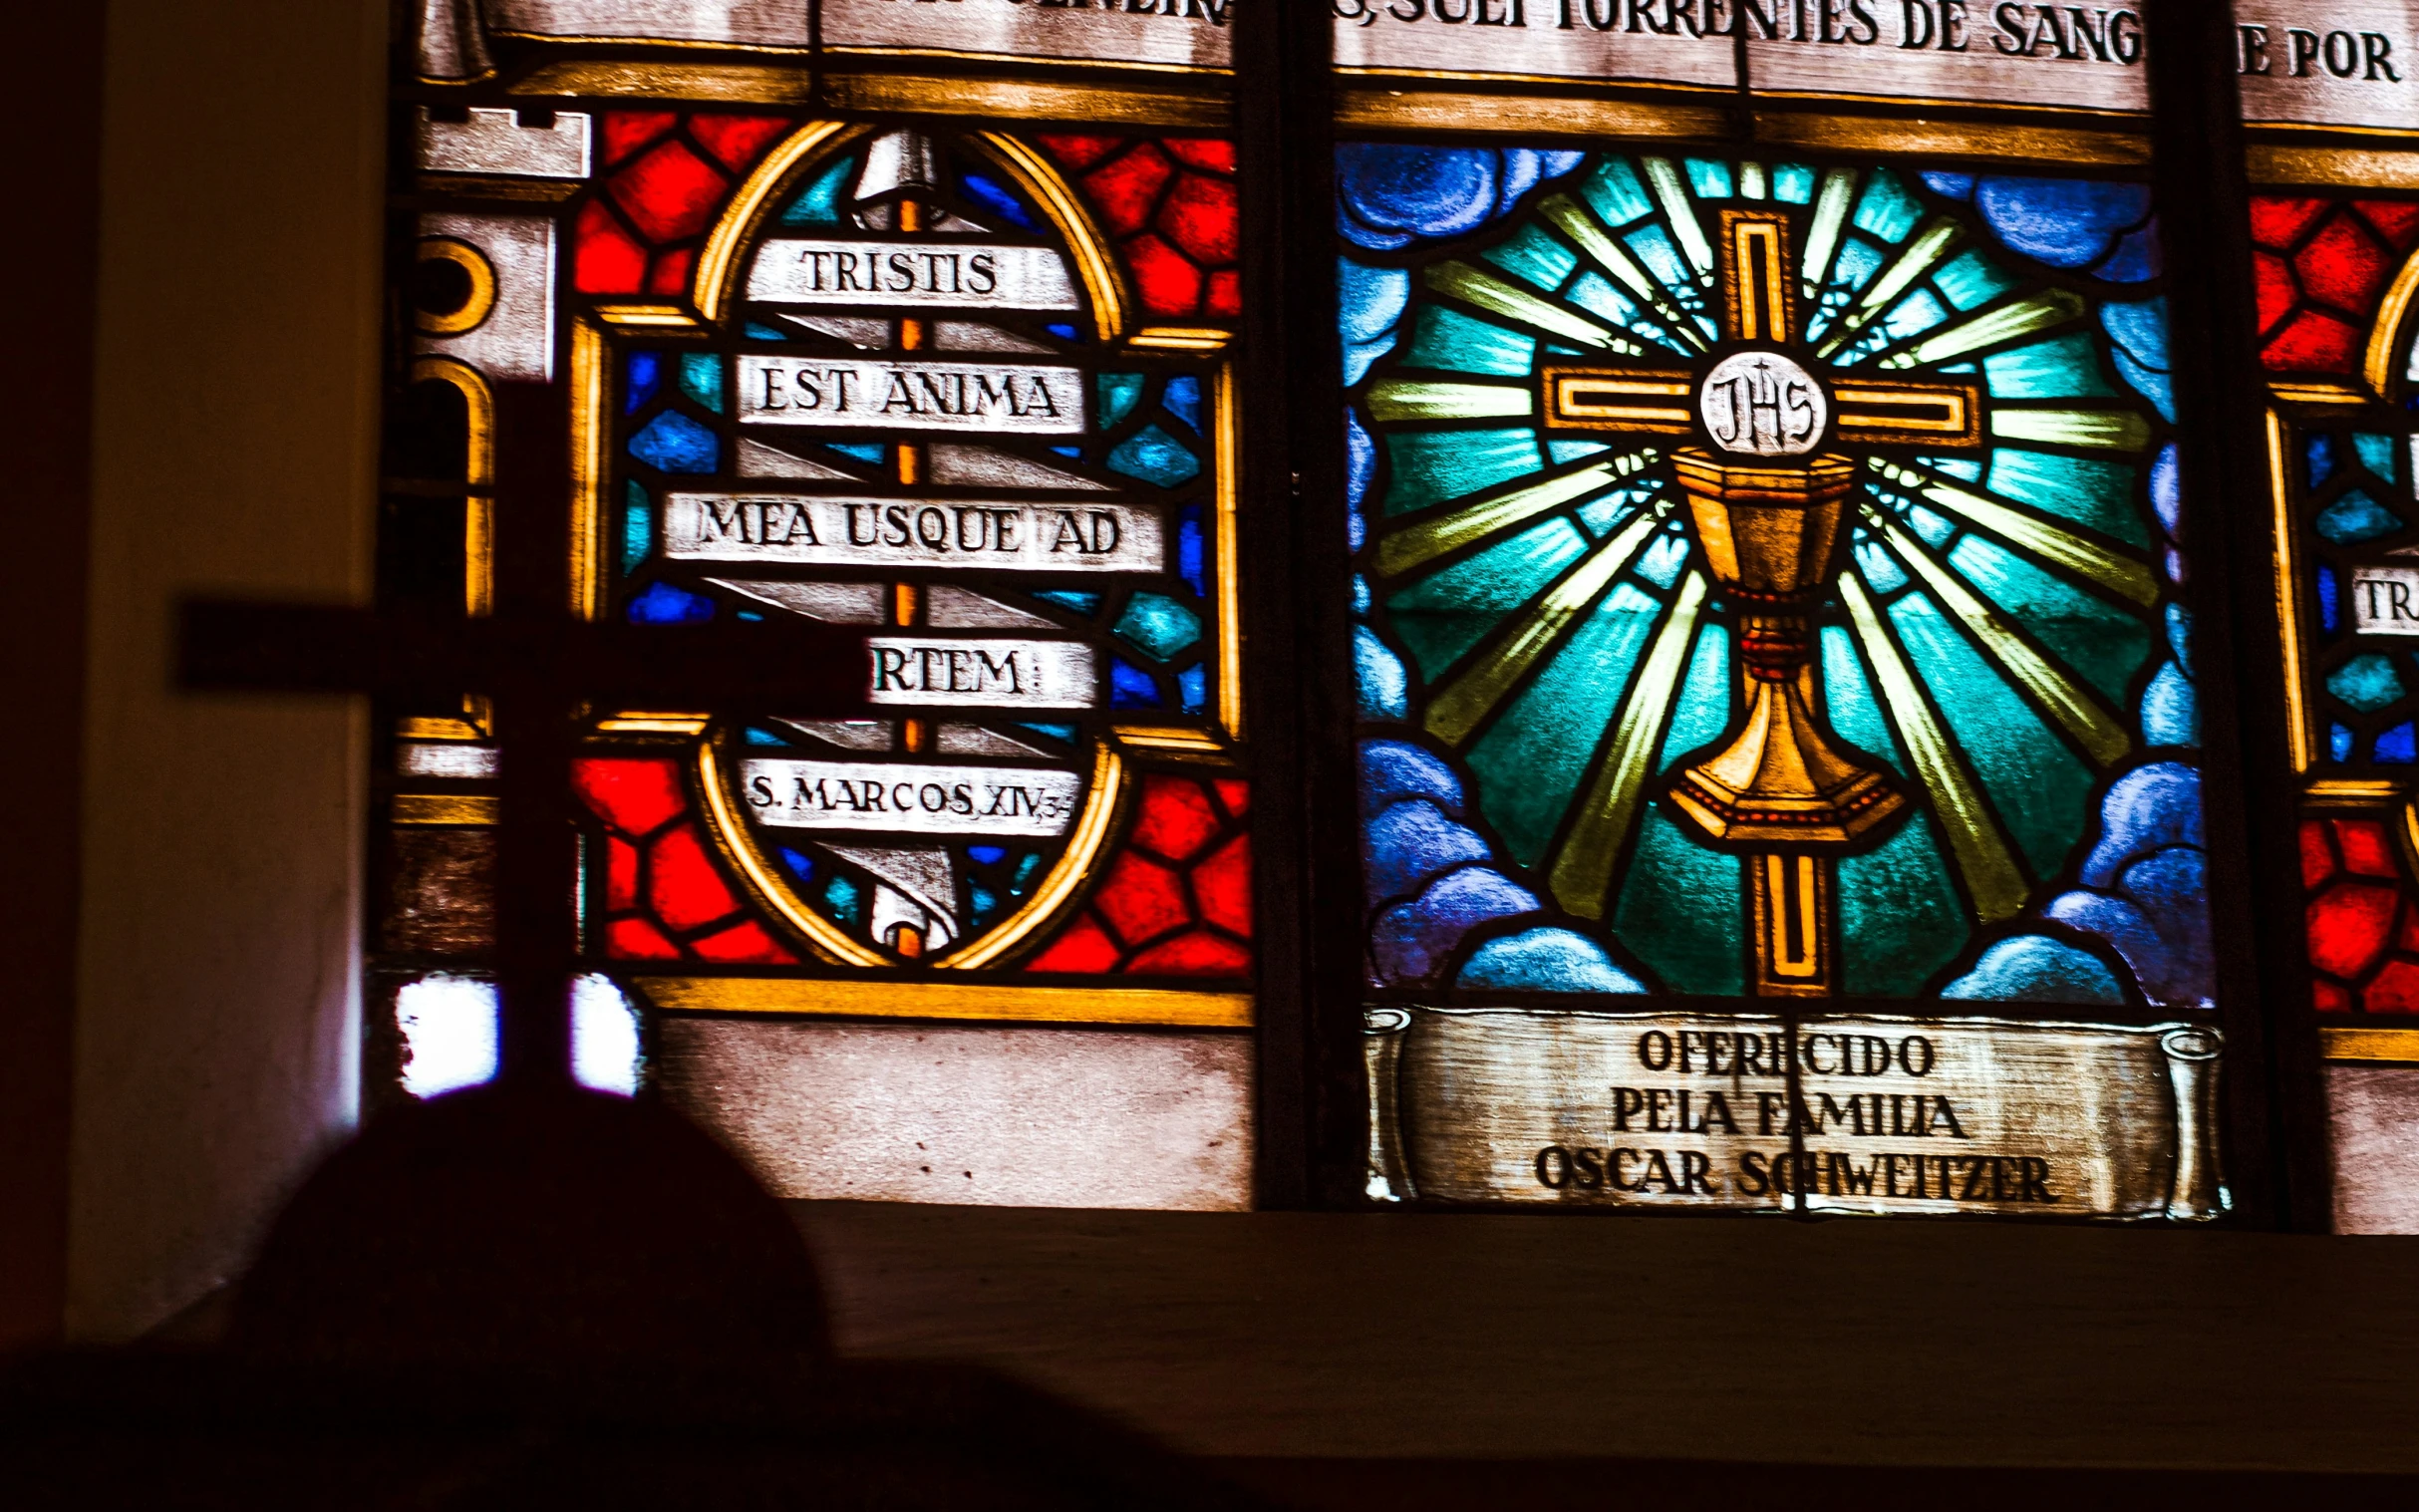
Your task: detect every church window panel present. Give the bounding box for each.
[2237,0,2419,1231]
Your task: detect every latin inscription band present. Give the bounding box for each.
[740,757,1084,837]
[737,358,1086,433]
[662,493,1161,571]
[864,637,1097,710]
[748,240,1080,310]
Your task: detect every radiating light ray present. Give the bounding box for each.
[1424,500,1676,747]
[1814,216,1964,363]
[1641,157,1716,282]
[1537,194,1711,352]
[1550,569,1708,920]
[1868,456,2161,607]
[1424,261,1645,354]
[1738,161,1768,201]
[1988,407,2153,453]
[1365,379,1535,424]
[1877,288,2087,369]
[1860,506,2132,767]
[1377,453,1656,578]
[1839,572,2028,922]
[1800,167,1858,298]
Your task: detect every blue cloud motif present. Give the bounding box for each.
[1968,176,2159,283]
[1934,762,2213,1011]
[1341,257,1410,387]
[1458,929,1647,993]
[1338,145,1585,251]
[2099,298,2173,421]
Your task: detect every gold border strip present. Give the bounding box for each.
[939,741,1125,970]
[2368,248,2419,400]
[2321,1026,2419,1064]
[594,304,701,330]
[1751,113,2149,166]
[2270,382,2368,406]
[695,121,862,328]
[393,793,499,826]
[511,62,821,104]
[2306,778,2403,807]
[596,713,711,735]
[1338,90,1727,141]
[1213,359,1245,741]
[632,974,1254,1029]
[977,132,1128,342]
[407,357,496,618]
[569,319,607,621]
[828,73,1226,129]
[2268,409,2313,773]
[2249,146,2419,189]
[1132,327,1232,351]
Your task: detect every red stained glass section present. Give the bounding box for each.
[575,757,688,838]
[573,200,649,295]
[606,836,641,911]
[1024,774,1253,979]
[2250,194,2419,375]
[2339,818,2400,879]
[688,113,791,172]
[2302,817,2419,1016]
[573,111,798,298]
[607,916,681,960]
[689,919,796,964]
[610,139,727,243]
[2309,882,2398,978]
[602,111,678,167]
[647,822,741,933]
[1043,134,1241,323]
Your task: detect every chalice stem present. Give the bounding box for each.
[1751,850,1833,997]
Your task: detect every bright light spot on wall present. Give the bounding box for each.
[572,974,640,1095]
[397,975,498,1097]
[396,974,640,1097]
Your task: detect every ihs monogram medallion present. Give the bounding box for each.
[1543,209,1984,995]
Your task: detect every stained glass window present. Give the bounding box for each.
[371,3,2419,1229]
[2235,0,2419,1232]
[381,1,1255,1209]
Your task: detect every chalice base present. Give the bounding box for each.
[1667,677,1906,849]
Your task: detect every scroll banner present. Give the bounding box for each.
[1365,1008,2226,1220]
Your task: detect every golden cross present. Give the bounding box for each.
[1531,210,1983,997]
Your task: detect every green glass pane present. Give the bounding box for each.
[1984,450,2150,547]
[1821,625,1904,776]
[1478,223,1580,292]
[1838,812,1968,998]
[1613,809,1742,996]
[1683,157,1733,199]
[1948,534,2150,705]
[1981,335,2121,401]
[2355,431,2399,482]
[1931,249,2017,312]
[1852,168,1924,244]
[1657,619,1731,771]
[1380,427,1542,515]
[1097,372,1145,428]
[1466,581,1664,866]
[1580,157,1654,227]
[1399,304,1538,378]
[678,353,724,413]
[1384,518,1589,678]
[1889,593,2094,880]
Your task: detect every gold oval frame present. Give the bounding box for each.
[682,126,1141,969]
[413,237,497,336]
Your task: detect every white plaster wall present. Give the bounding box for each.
[69,0,386,1338]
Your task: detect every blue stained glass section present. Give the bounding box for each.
[2379,724,2418,763]
[625,351,662,414]
[2315,488,2405,545]
[1178,506,1207,596]
[1941,936,2124,1006]
[960,170,1040,232]
[1336,145,1580,251]
[1106,426,1200,487]
[1046,323,1077,341]
[1035,590,1101,616]
[678,353,724,414]
[1163,375,1203,432]
[1772,163,1816,204]
[1921,171,1975,200]
[1971,178,2153,270]
[1109,658,1160,708]
[1115,592,1203,660]
[627,581,714,624]
[629,412,718,474]
[824,874,861,924]
[745,321,788,341]
[1683,157,1732,199]
[1458,929,1646,992]
[745,727,787,747]
[969,845,1008,865]
[829,441,884,464]
[2319,566,2339,632]
[1019,723,1078,744]
[1178,664,1207,714]
[1341,257,1411,385]
[779,847,814,883]
[779,158,852,226]
[2307,434,2337,487]
[2333,724,2358,762]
